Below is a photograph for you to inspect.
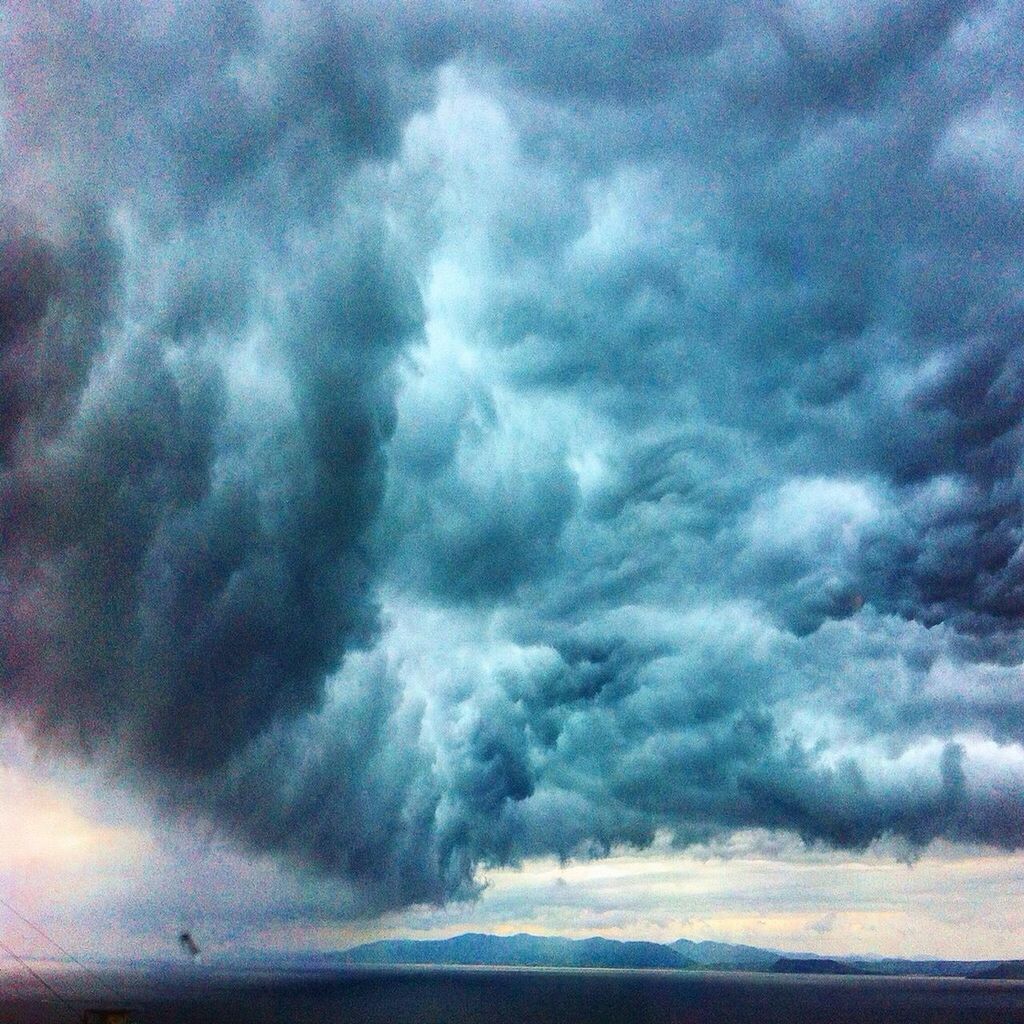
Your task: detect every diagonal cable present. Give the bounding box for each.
[0,895,129,1005]
[0,934,79,1020]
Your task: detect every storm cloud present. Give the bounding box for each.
[2,0,1024,913]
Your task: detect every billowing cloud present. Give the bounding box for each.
[2,0,1024,917]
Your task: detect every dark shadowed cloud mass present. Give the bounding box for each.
[2,0,1024,916]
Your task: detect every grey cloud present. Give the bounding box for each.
[4,0,1024,920]
[1,201,417,785]
[1,0,434,908]
[393,0,727,103]
[376,0,1024,865]
[386,376,579,602]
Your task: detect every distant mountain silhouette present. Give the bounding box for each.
[343,933,693,970]
[844,958,1003,978]
[774,958,870,975]
[971,961,1024,980]
[337,933,1015,979]
[670,939,781,970]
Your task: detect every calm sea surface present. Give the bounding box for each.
[4,965,1024,1023]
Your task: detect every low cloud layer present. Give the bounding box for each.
[2,0,1024,915]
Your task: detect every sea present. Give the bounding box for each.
[4,965,1024,1023]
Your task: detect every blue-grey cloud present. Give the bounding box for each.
[2,0,1024,915]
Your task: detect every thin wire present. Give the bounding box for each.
[0,935,79,1019]
[0,894,128,1005]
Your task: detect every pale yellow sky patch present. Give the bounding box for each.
[374,838,1024,960]
[0,764,149,871]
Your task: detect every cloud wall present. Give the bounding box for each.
[2,0,1024,913]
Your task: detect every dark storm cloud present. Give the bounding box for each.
[396,0,727,103]
[386,375,579,602]
[3,0,421,220]
[377,0,1024,861]
[3,0,1024,916]
[0,209,418,777]
[1,0,432,908]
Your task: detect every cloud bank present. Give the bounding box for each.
[2,0,1024,913]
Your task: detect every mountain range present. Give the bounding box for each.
[338,933,1024,979]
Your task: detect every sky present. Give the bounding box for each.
[1,0,1024,964]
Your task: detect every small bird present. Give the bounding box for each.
[178,931,200,957]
